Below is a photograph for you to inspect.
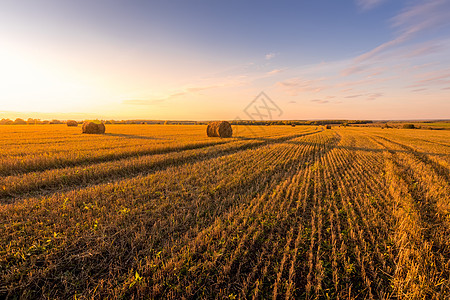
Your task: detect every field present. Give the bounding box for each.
[382,121,450,130]
[1,124,449,299]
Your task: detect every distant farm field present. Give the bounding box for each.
[1,124,449,299]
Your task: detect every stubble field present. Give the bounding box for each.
[0,124,449,299]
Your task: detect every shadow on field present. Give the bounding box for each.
[233,129,323,143]
[343,146,449,157]
[104,133,167,140]
[284,139,450,157]
[233,129,448,159]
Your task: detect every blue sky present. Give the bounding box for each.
[0,0,449,120]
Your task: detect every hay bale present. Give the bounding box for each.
[207,121,232,138]
[67,120,78,127]
[326,125,332,129]
[82,121,106,134]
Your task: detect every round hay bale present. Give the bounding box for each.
[326,125,332,129]
[67,120,78,127]
[82,121,106,134]
[207,121,232,138]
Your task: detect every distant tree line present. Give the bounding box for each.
[0,118,374,126]
[229,120,373,126]
[0,119,202,125]
[0,118,69,125]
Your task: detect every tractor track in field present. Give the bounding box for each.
[374,135,450,182]
[370,136,450,293]
[1,128,325,177]
[0,130,323,204]
[1,130,321,177]
[150,132,340,299]
[415,138,450,148]
[0,140,231,177]
[1,131,342,299]
[3,128,449,299]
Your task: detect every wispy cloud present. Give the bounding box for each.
[276,77,325,96]
[341,65,369,76]
[356,0,386,11]
[354,32,413,64]
[345,94,364,98]
[337,76,390,88]
[311,99,329,104]
[343,92,383,101]
[403,42,444,59]
[341,41,444,77]
[343,0,450,78]
[267,68,285,75]
[366,93,383,101]
[265,53,276,60]
[122,79,247,106]
[392,0,450,30]
[408,69,450,87]
[122,91,186,105]
[122,99,167,105]
[185,86,218,93]
[360,0,449,63]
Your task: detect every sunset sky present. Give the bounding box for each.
[1,0,449,120]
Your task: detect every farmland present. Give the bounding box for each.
[0,124,449,299]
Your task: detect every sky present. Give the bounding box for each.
[0,0,449,120]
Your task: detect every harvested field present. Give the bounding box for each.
[1,125,449,299]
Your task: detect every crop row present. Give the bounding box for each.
[0,129,321,202]
[1,127,449,298]
[0,126,315,176]
[0,129,333,298]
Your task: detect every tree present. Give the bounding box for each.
[402,124,415,129]
[1,118,13,125]
[14,118,27,125]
